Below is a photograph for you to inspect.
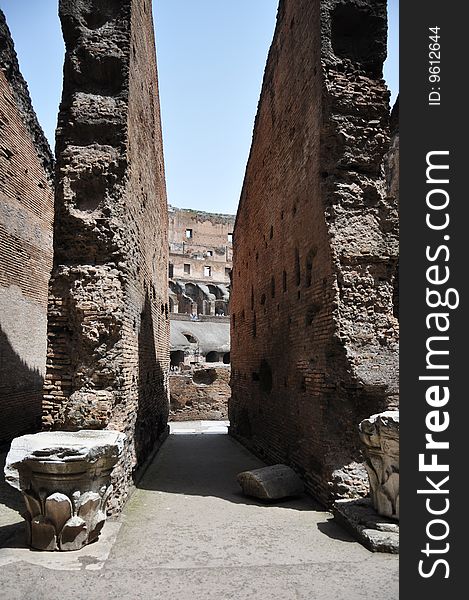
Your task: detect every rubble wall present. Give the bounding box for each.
[43,0,169,511]
[229,0,398,506]
[170,365,230,421]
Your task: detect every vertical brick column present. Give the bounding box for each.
[43,0,169,512]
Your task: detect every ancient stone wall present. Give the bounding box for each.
[230,0,398,506]
[0,11,54,445]
[42,0,169,511]
[170,365,230,421]
[386,97,399,319]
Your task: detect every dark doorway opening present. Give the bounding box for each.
[205,351,219,363]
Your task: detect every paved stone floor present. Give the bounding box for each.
[0,423,398,599]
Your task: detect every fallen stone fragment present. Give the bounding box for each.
[237,464,304,500]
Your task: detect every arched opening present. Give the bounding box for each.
[223,352,230,364]
[205,351,219,363]
[169,280,179,294]
[207,284,223,300]
[170,350,185,369]
[185,282,204,315]
[182,332,198,344]
[215,300,229,316]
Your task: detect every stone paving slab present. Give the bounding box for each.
[0,561,399,600]
[0,427,398,599]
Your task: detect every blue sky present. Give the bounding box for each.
[0,0,398,215]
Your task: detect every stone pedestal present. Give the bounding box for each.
[4,430,125,551]
[359,411,399,520]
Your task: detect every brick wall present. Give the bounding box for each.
[229,0,398,506]
[0,11,54,445]
[42,0,169,512]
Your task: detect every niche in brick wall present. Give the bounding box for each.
[330,4,385,76]
[83,0,119,30]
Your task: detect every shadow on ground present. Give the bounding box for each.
[0,452,24,548]
[0,453,22,514]
[0,522,25,549]
[317,518,356,542]
[137,432,324,512]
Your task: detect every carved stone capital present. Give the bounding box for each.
[5,430,125,551]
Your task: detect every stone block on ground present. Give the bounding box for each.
[4,430,125,551]
[237,464,304,500]
[333,498,399,554]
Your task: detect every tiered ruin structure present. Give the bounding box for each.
[230,0,399,505]
[168,206,233,316]
[168,207,233,419]
[41,0,169,510]
[0,11,54,445]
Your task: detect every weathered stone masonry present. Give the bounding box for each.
[170,364,230,422]
[42,0,169,511]
[0,11,54,445]
[230,0,399,506]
